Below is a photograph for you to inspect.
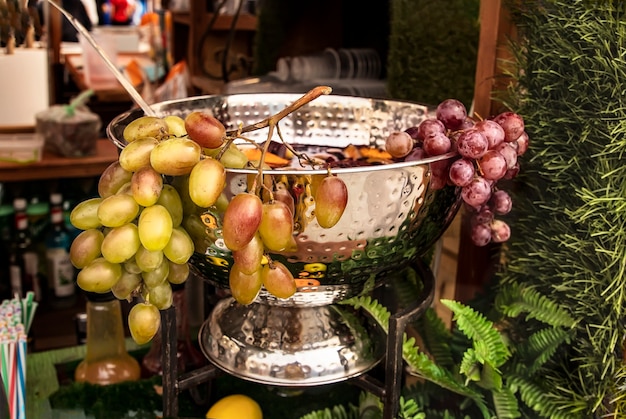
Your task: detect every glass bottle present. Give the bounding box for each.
[0,204,15,301]
[45,193,76,307]
[8,198,40,300]
[75,292,141,385]
[141,283,206,377]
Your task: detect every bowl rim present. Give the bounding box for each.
[106,93,459,175]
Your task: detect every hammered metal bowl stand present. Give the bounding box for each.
[159,258,435,419]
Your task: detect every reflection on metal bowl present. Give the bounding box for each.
[107,93,462,306]
[199,297,386,386]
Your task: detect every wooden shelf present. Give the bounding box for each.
[0,139,119,183]
[171,11,257,31]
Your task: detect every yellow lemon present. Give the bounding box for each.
[206,394,263,419]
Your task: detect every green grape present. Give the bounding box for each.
[128,302,161,345]
[314,175,348,228]
[116,181,132,196]
[170,175,201,216]
[156,184,183,227]
[184,111,225,149]
[77,257,122,293]
[123,116,168,143]
[119,136,159,172]
[232,233,264,275]
[111,269,142,300]
[97,194,140,228]
[222,193,263,251]
[163,115,187,137]
[131,166,163,207]
[261,261,296,299]
[150,137,202,176]
[138,204,173,251]
[145,281,173,310]
[69,228,104,269]
[258,201,294,252]
[188,157,226,208]
[142,258,170,288]
[273,184,295,216]
[182,213,212,254]
[205,143,248,169]
[124,258,143,275]
[70,197,103,230]
[162,226,194,264]
[166,260,189,285]
[229,262,262,305]
[98,161,133,198]
[135,245,164,272]
[101,223,141,264]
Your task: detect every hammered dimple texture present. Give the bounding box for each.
[200,297,385,386]
[108,94,462,306]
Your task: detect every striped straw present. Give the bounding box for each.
[16,337,25,419]
[7,340,16,419]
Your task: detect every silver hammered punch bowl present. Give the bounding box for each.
[108,93,462,306]
[108,93,462,386]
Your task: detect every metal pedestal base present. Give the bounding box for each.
[161,259,435,419]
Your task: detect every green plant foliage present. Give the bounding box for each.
[495,282,575,328]
[441,300,510,368]
[492,1,626,416]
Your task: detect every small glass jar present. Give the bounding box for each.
[75,292,141,385]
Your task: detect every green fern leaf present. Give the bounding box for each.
[441,299,510,367]
[517,327,571,374]
[342,296,485,403]
[495,283,575,328]
[479,361,503,392]
[459,348,481,384]
[298,404,356,419]
[414,308,455,368]
[508,374,586,419]
[492,387,521,419]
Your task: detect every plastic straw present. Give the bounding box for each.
[0,293,37,419]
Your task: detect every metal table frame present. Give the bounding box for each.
[161,260,435,419]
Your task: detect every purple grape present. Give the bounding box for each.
[474,119,505,149]
[478,150,508,180]
[423,132,452,156]
[491,219,511,243]
[494,142,518,169]
[385,131,414,158]
[471,223,492,246]
[493,112,525,143]
[436,99,467,130]
[404,126,420,140]
[415,118,446,140]
[461,177,492,207]
[429,160,451,190]
[456,129,489,159]
[404,146,426,161]
[503,162,520,180]
[490,190,512,215]
[458,117,476,130]
[448,158,475,187]
[516,131,529,156]
[471,205,494,226]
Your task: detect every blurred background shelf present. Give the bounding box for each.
[0,139,118,183]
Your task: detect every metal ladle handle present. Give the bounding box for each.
[46,0,156,117]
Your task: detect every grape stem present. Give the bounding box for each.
[225,86,332,136]
[244,86,333,194]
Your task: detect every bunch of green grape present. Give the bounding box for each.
[68,110,349,345]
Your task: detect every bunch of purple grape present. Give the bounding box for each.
[385,99,529,247]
